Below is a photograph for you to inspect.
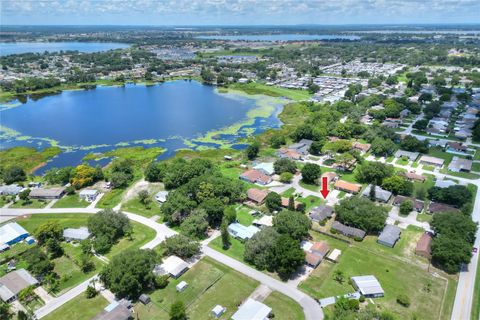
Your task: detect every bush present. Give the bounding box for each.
[396,294,410,307]
[279,172,293,183]
[359,295,365,303]
[155,275,170,289]
[85,286,98,299]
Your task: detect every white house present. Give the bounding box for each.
[79,189,99,202]
[155,191,169,203]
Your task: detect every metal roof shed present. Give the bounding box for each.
[351,275,384,298]
[231,298,272,320]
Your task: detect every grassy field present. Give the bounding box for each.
[52,194,90,208]
[228,82,312,101]
[105,222,156,258]
[121,197,161,217]
[299,230,456,320]
[10,199,49,209]
[16,213,92,233]
[235,206,255,226]
[133,257,259,320]
[0,146,61,173]
[264,291,305,320]
[209,237,246,262]
[472,261,480,320]
[43,293,108,320]
[96,188,124,208]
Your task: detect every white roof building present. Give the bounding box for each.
[0,222,29,246]
[228,223,260,241]
[351,275,384,298]
[327,249,342,262]
[252,215,273,228]
[231,299,272,320]
[253,162,275,176]
[155,191,169,203]
[153,256,189,278]
[211,305,226,318]
[63,227,90,241]
[176,281,188,292]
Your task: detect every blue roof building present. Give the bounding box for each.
[0,223,29,246]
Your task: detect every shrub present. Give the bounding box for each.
[85,286,98,299]
[397,294,411,307]
[155,275,170,289]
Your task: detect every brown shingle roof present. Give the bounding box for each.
[428,202,460,213]
[305,252,322,267]
[415,233,432,257]
[246,188,269,204]
[403,172,426,182]
[240,169,271,185]
[334,180,361,193]
[311,241,330,258]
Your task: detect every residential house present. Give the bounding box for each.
[231,299,272,320]
[419,155,445,168]
[63,227,90,242]
[377,225,401,248]
[446,142,468,154]
[287,139,313,155]
[29,187,65,200]
[246,188,269,205]
[228,223,260,241]
[240,169,272,185]
[92,300,132,320]
[334,180,362,194]
[434,179,456,188]
[331,221,366,240]
[321,172,338,184]
[309,205,333,223]
[0,184,23,196]
[0,223,29,246]
[362,185,392,203]
[352,142,371,154]
[155,191,169,203]
[428,202,460,214]
[351,275,385,298]
[0,269,38,302]
[79,189,99,202]
[416,233,433,258]
[278,148,302,160]
[402,171,426,182]
[253,162,275,176]
[392,195,425,212]
[252,215,273,228]
[394,150,419,162]
[153,256,189,278]
[448,157,473,172]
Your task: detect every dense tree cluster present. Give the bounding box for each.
[335,197,388,234]
[428,185,472,208]
[87,209,132,253]
[355,162,394,185]
[1,166,26,184]
[431,213,477,273]
[163,234,200,259]
[70,164,103,189]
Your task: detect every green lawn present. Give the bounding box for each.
[0,242,33,264]
[43,293,109,320]
[299,230,455,320]
[281,187,296,198]
[121,197,161,218]
[428,147,455,166]
[396,158,409,166]
[52,194,90,208]
[53,243,105,294]
[472,261,480,320]
[209,237,245,262]
[264,291,304,320]
[235,206,255,226]
[417,213,433,223]
[299,180,320,192]
[472,162,480,172]
[106,222,156,259]
[133,257,259,320]
[96,188,125,209]
[17,213,92,233]
[10,199,49,209]
[441,169,480,180]
[228,82,312,101]
[297,195,323,212]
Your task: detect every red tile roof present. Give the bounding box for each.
[334,180,362,193]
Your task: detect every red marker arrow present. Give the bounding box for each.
[320,176,330,199]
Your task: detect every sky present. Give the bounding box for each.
[1,0,479,26]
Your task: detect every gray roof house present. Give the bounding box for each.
[231,298,272,320]
[448,157,473,172]
[0,184,23,196]
[287,139,313,155]
[29,187,65,199]
[0,269,39,302]
[394,150,419,162]
[331,221,366,240]
[309,205,333,222]
[63,227,90,241]
[377,225,401,248]
[362,185,392,203]
[351,275,384,298]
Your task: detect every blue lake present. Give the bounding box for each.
[0,42,129,56]
[0,80,284,173]
[197,34,360,41]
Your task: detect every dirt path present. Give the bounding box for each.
[122,179,149,202]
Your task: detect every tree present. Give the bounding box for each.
[244,227,280,270]
[279,172,293,183]
[309,140,325,155]
[288,196,295,211]
[270,134,286,149]
[99,249,157,299]
[0,301,11,320]
[355,162,394,185]
[138,190,150,205]
[18,286,36,304]
[18,188,31,202]
[370,137,397,157]
[85,285,98,299]
[70,164,99,189]
[301,163,321,184]
[23,247,54,277]
[400,200,413,216]
[428,185,472,207]
[273,210,311,241]
[221,219,230,249]
[245,142,260,160]
[110,171,130,188]
[44,167,74,185]
[335,197,388,234]
[382,175,413,196]
[2,166,26,184]
[179,209,209,239]
[88,209,131,254]
[308,83,320,94]
[274,158,297,174]
[46,238,63,258]
[199,198,225,226]
[265,192,282,212]
[400,136,429,153]
[333,270,345,284]
[164,234,200,259]
[170,301,187,320]
[223,206,237,224]
[35,221,63,246]
[273,235,305,279]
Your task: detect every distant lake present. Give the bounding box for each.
[0,42,129,56]
[197,34,360,41]
[0,81,284,173]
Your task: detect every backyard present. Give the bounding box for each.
[42,293,108,320]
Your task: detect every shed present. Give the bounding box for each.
[377,225,401,248]
[231,298,272,320]
[211,305,226,318]
[139,294,150,305]
[416,233,433,258]
[326,249,342,262]
[155,191,169,203]
[176,281,188,292]
[351,275,384,298]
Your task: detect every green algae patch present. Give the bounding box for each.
[0,146,61,173]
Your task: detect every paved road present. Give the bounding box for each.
[203,246,323,320]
